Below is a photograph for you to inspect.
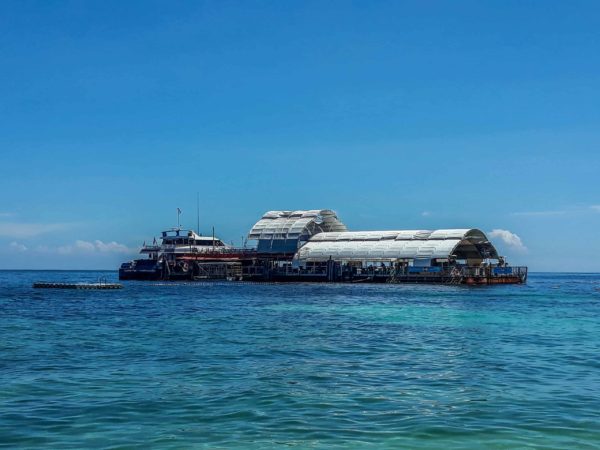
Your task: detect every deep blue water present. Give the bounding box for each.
[1,271,599,449]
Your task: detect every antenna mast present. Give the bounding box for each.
[196,192,200,234]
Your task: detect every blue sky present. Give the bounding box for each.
[1,1,599,271]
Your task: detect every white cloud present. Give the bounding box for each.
[94,240,131,253]
[2,240,132,256]
[488,229,527,252]
[590,205,600,212]
[0,212,16,218]
[421,211,432,217]
[0,222,75,238]
[8,241,27,252]
[57,240,132,255]
[57,244,74,255]
[78,240,97,252]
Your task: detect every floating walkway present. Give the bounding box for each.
[33,282,123,290]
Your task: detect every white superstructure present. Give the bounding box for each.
[141,228,229,259]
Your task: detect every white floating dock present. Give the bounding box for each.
[33,282,123,290]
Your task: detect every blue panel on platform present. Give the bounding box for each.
[257,239,298,253]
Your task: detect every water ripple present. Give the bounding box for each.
[1,271,599,448]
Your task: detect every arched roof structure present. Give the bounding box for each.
[296,229,498,262]
[248,210,348,253]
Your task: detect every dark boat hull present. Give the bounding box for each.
[118,260,163,280]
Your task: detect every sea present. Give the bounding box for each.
[1,271,599,449]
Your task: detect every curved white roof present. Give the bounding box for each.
[296,228,498,261]
[248,210,348,241]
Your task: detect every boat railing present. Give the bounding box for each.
[161,245,252,254]
[140,245,161,252]
[456,265,528,279]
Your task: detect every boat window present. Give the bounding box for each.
[192,239,226,246]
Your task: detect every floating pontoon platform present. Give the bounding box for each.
[33,282,123,290]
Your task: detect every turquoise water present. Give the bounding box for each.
[1,271,599,449]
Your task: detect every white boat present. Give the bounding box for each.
[141,228,230,259]
[119,228,232,280]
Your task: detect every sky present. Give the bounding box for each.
[1,0,599,271]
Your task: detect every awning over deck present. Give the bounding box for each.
[296,229,499,262]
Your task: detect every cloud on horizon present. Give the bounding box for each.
[6,239,135,256]
[488,229,527,252]
[8,241,27,252]
[0,221,76,238]
[58,240,133,255]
